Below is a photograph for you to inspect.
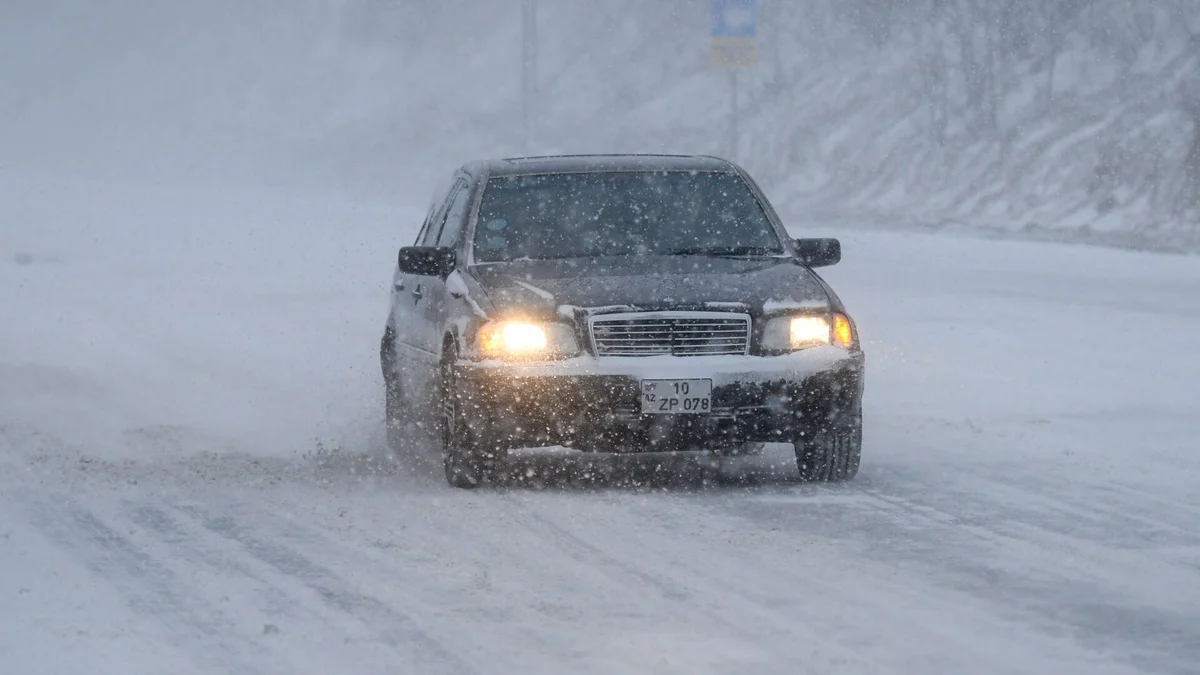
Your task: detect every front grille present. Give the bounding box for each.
[590,312,751,357]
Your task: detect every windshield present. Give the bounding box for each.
[472,170,783,262]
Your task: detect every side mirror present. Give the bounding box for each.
[792,238,841,268]
[397,246,455,277]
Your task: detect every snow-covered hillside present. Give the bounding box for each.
[3,1,1199,247]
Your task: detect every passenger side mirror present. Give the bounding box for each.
[397,246,455,277]
[792,238,841,268]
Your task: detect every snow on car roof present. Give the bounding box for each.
[471,154,737,177]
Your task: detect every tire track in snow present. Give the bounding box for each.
[184,491,673,671]
[125,500,458,674]
[22,492,270,675]
[497,493,892,672]
[124,503,306,624]
[774,478,1200,675]
[170,502,478,675]
[511,485,1158,675]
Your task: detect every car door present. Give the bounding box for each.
[426,175,474,349]
[391,199,443,393]
[407,177,468,396]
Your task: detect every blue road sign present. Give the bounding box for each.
[711,0,756,39]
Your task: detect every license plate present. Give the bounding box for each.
[640,379,712,414]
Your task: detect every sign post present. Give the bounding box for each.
[521,0,538,152]
[710,0,757,162]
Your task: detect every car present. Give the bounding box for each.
[380,154,865,488]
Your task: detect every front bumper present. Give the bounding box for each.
[455,347,865,453]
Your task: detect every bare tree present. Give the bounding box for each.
[920,45,950,146]
[941,0,995,136]
[1171,0,1200,220]
[916,0,952,146]
[1040,0,1091,114]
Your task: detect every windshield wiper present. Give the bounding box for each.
[662,245,785,258]
[476,247,787,263]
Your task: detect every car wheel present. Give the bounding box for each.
[440,349,501,489]
[794,403,862,482]
[381,328,409,454]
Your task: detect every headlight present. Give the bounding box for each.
[476,320,579,360]
[761,313,856,351]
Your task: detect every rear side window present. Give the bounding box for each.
[413,205,436,246]
[420,202,446,247]
[436,181,472,247]
[417,174,460,246]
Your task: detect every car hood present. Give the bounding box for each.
[467,255,833,319]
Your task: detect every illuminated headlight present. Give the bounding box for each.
[476,320,579,360]
[761,314,856,351]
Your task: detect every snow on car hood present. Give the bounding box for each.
[468,255,832,318]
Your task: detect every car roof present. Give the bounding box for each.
[462,154,738,179]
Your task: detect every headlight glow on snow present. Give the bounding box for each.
[477,321,577,360]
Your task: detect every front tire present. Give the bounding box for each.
[794,402,862,482]
[440,350,503,488]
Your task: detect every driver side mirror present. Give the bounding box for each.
[397,246,455,277]
[792,238,841,268]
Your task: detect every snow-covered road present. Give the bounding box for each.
[2,175,1198,674]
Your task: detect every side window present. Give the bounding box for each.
[416,173,457,246]
[413,205,436,246]
[419,202,447,247]
[420,180,462,247]
[436,180,472,247]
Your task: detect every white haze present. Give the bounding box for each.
[4,0,1200,244]
[3,3,1200,674]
